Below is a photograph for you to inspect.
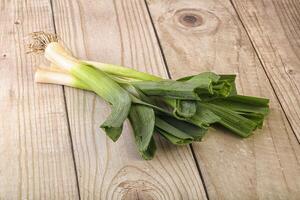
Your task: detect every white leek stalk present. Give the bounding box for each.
[29,32,131,141]
[35,67,90,91]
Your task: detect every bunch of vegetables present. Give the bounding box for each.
[29,32,269,160]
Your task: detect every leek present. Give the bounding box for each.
[29,31,270,160]
[29,32,131,141]
[83,60,161,81]
[129,105,156,160]
[132,72,233,100]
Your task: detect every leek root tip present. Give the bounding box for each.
[27,31,58,54]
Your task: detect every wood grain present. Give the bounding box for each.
[146,0,300,199]
[231,0,300,141]
[0,0,79,199]
[50,0,207,199]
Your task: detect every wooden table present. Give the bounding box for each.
[0,0,299,199]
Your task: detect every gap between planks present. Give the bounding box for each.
[49,1,206,199]
[145,0,300,198]
[49,0,82,199]
[229,0,300,144]
[143,1,211,199]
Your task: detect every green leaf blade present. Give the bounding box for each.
[71,64,132,141]
[129,105,156,152]
[201,102,258,137]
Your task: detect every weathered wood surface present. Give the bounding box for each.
[146,0,300,199]
[50,0,207,199]
[0,0,299,199]
[231,0,300,141]
[0,0,79,199]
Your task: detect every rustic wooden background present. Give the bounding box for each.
[0,0,299,199]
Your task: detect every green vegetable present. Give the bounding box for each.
[133,72,233,100]
[158,116,207,141]
[189,103,221,129]
[30,31,270,160]
[83,60,161,81]
[175,100,197,118]
[155,117,194,145]
[200,102,259,137]
[129,105,156,160]
[71,64,131,141]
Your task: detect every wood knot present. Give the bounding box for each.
[287,69,296,75]
[106,166,167,200]
[119,180,155,200]
[170,8,220,35]
[179,14,203,27]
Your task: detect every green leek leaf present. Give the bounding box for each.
[157,129,191,145]
[210,95,269,116]
[133,79,199,99]
[189,103,221,129]
[174,100,197,118]
[225,95,270,106]
[133,72,233,100]
[158,115,207,141]
[129,105,156,160]
[155,117,194,145]
[200,102,258,137]
[162,98,197,119]
[71,64,131,141]
[219,75,237,96]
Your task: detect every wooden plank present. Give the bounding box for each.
[0,0,79,199]
[50,0,208,199]
[231,0,300,140]
[146,0,300,199]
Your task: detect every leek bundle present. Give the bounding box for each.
[29,32,269,160]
